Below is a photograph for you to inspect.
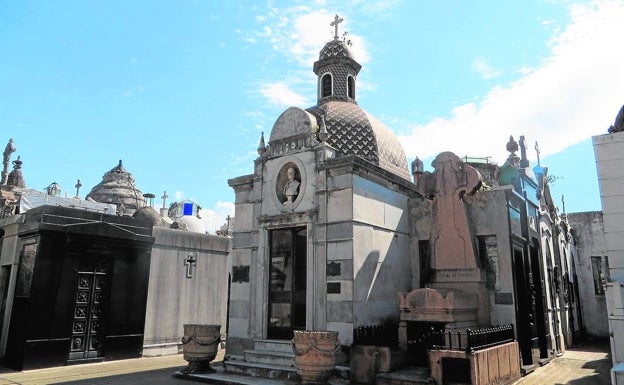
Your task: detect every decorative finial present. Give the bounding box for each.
[257,132,267,156]
[75,179,82,198]
[506,135,518,155]
[330,14,344,40]
[161,191,169,209]
[412,156,424,182]
[318,116,329,142]
[561,195,566,215]
[12,156,22,169]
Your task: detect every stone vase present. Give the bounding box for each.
[181,324,221,374]
[292,330,340,384]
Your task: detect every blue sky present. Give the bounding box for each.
[1,1,623,232]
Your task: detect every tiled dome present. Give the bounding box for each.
[307,101,411,180]
[319,39,354,61]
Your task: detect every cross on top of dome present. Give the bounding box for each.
[330,14,343,40]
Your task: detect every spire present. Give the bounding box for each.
[318,116,329,142]
[257,132,267,156]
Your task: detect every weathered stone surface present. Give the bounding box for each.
[417,152,482,270]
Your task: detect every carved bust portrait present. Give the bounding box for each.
[283,166,300,204]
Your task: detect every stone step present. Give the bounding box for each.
[244,349,295,367]
[224,359,298,381]
[376,367,434,385]
[253,339,293,353]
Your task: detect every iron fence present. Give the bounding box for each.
[430,324,515,354]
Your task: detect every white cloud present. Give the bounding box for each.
[199,201,235,234]
[260,81,308,107]
[248,6,371,107]
[472,57,502,80]
[175,191,184,200]
[399,0,624,164]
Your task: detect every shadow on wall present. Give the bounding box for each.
[353,240,411,326]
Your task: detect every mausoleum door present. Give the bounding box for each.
[68,259,110,361]
[267,227,307,340]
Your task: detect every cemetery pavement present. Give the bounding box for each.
[512,340,611,385]
[0,350,223,385]
[0,341,610,385]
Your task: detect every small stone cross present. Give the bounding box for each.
[185,255,197,278]
[561,195,566,215]
[226,214,232,229]
[161,191,169,209]
[330,14,343,40]
[75,179,82,198]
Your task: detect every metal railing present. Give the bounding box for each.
[353,323,398,348]
[430,324,515,354]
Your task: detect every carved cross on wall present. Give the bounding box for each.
[184,255,197,278]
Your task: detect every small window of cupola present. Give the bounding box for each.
[321,73,332,98]
[347,75,355,100]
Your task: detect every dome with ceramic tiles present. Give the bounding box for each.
[306,101,411,180]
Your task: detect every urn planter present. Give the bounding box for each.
[292,330,340,384]
[181,324,221,374]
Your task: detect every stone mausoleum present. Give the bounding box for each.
[223,16,584,384]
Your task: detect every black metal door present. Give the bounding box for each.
[68,261,109,361]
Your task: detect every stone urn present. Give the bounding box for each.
[292,330,340,384]
[181,324,221,373]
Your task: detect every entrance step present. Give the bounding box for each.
[376,367,434,385]
[224,360,298,381]
[244,349,295,367]
[252,339,293,353]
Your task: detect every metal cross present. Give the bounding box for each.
[161,191,169,209]
[535,141,541,166]
[226,214,232,229]
[184,255,197,278]
[330,14,343,40]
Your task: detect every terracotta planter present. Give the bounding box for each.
[292,330,340,384]
[181,324,221,374]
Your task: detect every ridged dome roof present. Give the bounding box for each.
[307,101,411,180]
[86,160,146,215]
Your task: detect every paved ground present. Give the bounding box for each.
[0,341,610,385]
[512,341,611,385]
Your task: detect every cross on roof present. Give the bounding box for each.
[161,191,169,209]
[330,14,343,40]
[535,141,541,166]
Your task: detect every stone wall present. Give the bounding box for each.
[566,211,609,339]
[143,227,231,356]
